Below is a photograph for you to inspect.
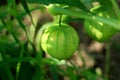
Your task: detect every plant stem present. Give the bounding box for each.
[2,50,14,80]
[4,66,14,80]
[77,47,86,69]
[15,43,24,80]
[105,43,111,80]
[59,15,62,27]
[110,0,120,20]
[47,5,120,30]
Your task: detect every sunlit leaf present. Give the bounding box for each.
[26,0,88,11]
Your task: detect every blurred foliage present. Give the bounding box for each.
[0,0,116,80]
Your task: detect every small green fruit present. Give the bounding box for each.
[41,23,79,60]
[84,7,117,42]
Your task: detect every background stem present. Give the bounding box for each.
[105,43,111,80]
[15,43,24,80]
[2,51,14,80]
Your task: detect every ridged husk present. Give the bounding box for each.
[84,7,117,42]
[41,23,79,60]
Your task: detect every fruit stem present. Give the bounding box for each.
[59,15,62,27]
[47,5,120,30]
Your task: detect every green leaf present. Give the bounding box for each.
[1,19,20,43]
[7,0,27,32]
[26,0,88,11]
[80,70,106,80]
[0,57,33,66]
[0,11,8,19]
[50,65,59,80]
[81,0,94,9]
[17,62,34,80]
[67,66,77,80]
[16,17,26,32]
[46,5,120,31]
[0,25,4,31]
[20,0,35,26]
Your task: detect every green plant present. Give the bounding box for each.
[0,0,120,80]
